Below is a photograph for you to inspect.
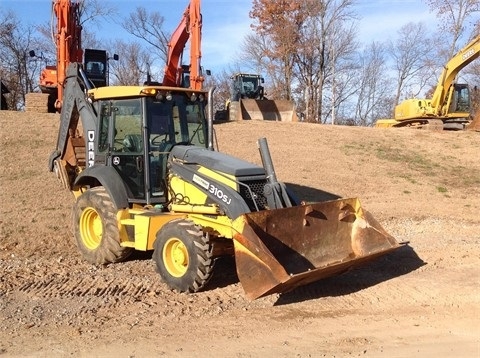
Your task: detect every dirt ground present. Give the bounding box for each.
[0,111,479,357]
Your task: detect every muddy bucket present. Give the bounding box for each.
[232,198,402,300]
[239,99,297,121]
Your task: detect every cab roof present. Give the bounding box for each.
[87,85,208,100]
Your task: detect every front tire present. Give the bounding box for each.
[73,186,133,264]
[153,219,214,293]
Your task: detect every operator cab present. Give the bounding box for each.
[231,74,265,101]
[449,83,471,113]
[95,89,208,206]
[84,49,112,88]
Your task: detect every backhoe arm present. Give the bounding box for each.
[49,62,97,175]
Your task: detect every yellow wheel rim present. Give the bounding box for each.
[79,206,103,250]
[163,238,189,277]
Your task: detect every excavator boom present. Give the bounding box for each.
[35,0,83,110]
[27,0,108,113]
[54,0,83,107]
[431,35,480,116]
[163,0,203,90]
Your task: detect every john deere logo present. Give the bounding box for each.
[87,130,95,167]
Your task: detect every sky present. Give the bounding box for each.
[1,0,437,75]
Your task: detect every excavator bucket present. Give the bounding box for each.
[233,99,298,122]
[232,197,402,300]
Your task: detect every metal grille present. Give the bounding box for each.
[239,179,268,211]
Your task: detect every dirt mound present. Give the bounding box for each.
[467,110,480,131]
[24,93,51,113]
[0,111,479,357]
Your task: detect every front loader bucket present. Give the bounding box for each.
[232,198,402,300]
[239,99,298,121]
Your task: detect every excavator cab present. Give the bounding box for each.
[448,83,471,114]
[84,49,110,88]
[231,73,265,101]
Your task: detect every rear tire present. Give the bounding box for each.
[153,219,214,293]
[73,186,133,264]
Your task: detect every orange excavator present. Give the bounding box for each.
[29,0,109,113]
[162,0,205,90]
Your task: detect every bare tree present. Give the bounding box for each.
[291,0,357,123]
[204,70,233,117]
[108,40,153,86]
[387,22,435,106]
[77,0,117,26]
[353,42,394,125]
[424,0,480,59]
[122,7,169,67]
[249,0,358,123]
[0,11,41,109]
[239,33,286,99]
[249,1,304,101]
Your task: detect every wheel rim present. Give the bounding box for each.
[163,238,189,277]
[79,206,103,250]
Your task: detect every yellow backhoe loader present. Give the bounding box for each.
[375,35,479,130]
[49,62,402,300]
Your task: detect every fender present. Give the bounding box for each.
[74,166,129,209]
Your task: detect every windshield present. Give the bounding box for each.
[146,93,208,199]
[242,76,259,89]
[146,94,207,148]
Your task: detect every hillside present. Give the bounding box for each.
[0,110,479,357]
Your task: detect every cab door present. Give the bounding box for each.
[98,98,146,201]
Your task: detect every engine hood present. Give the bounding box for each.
[170,145,265,178]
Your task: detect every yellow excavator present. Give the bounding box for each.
[375,35,479,130]
[48,61,402,300]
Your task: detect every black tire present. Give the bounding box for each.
[1,95,7,110]
[47,94,56,113]
[153,219,214,293]
[73,186,133,264]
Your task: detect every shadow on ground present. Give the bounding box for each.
[273,244,425,305]
[286,182,342,202]
[205,255,239,290]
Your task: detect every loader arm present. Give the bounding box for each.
[430,35,479,116]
